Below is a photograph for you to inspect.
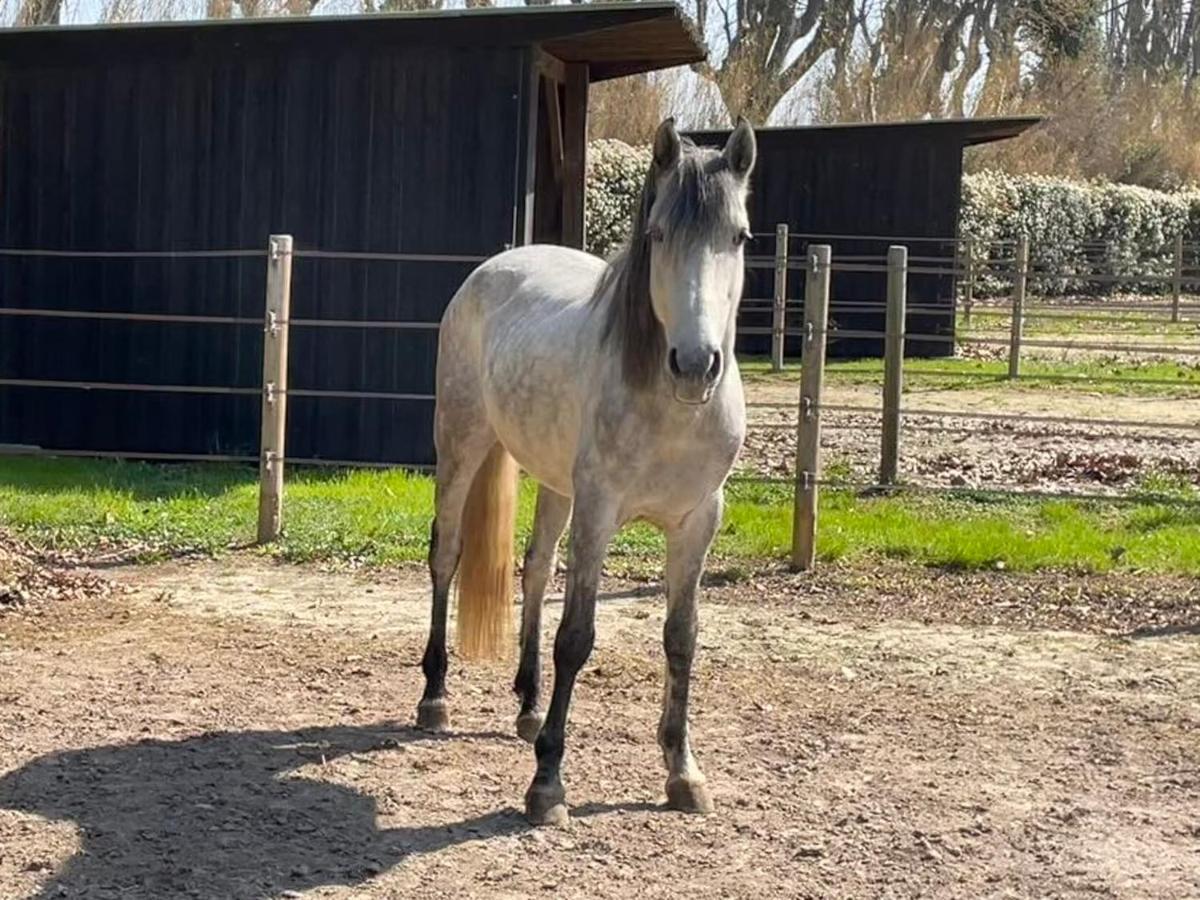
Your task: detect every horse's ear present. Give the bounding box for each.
[724,117,756,179]
[652,117,681,171]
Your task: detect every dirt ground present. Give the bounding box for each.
[739,299,1200,493]
[741,377,1200,494]
[2,555,1199,899]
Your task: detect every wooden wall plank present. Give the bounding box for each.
[0,40,524,464]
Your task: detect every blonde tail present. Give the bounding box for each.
[456,443,518,660]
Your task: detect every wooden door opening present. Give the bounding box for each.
[531,53,588,249]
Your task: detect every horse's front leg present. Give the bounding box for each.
[514,486,572,743]
[660,489,722,813]
[523,486,617,826]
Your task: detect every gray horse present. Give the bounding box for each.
[417,117,756,826]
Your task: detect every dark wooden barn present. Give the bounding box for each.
[689,118,1040,359]
[0,3,703,467]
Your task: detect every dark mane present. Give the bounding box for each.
[594,140,743,390]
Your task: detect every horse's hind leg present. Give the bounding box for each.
[514,486,571,743]
[417,428,496,731]
[659,490,722,814]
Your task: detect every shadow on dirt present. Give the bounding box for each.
[1127,622,1200,639]
[0,723,532,899]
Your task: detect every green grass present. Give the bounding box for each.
[724,481,1200,574]
[3,457,1200,576]
[0,457,676,567]
[740,354,1200,395]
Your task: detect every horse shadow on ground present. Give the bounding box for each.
[0,723,542,899]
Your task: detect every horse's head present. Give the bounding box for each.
[645,117,756,404]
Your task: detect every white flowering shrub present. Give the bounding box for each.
[584,143,1200,297]
[586,139,651,258]
[962,171,1200,296]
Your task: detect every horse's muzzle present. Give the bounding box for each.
[668,346,722,404]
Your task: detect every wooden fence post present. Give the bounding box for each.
[880,245,907,486]
[961,236,975,326]
[1171,232,1184,324]
[791,244,831,572]
[257,234,294,544]
[771,223,789,371]
[1008,234,1028,380]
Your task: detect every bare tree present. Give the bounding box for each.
[15,0,61,25]
[1101,0,1199,82]
[683,0,1034,123]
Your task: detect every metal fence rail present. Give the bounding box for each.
[0,237,469,542]
[3,228,1199,570]
[747,229,1200,569]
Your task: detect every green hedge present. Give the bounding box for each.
[585,138,1200,296]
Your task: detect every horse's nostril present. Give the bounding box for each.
[668,348,682,377]
[707,351,722,381]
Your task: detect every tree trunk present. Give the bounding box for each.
[16,0,62,26]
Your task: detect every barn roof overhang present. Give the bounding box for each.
[953,115,1045,145]
[690,116,1044,146]
[0,2,706,81]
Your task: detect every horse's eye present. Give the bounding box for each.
[734,229,752,248]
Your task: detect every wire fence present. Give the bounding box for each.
[743,226,1200,568]
[2,228,1199,566]
[0,236,454,541]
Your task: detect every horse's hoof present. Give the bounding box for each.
[666,776,714,814]
[416,699,450,732]
[524,781,569,827]
[515,711,543,744]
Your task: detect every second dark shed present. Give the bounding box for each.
[689,117,1041,359]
